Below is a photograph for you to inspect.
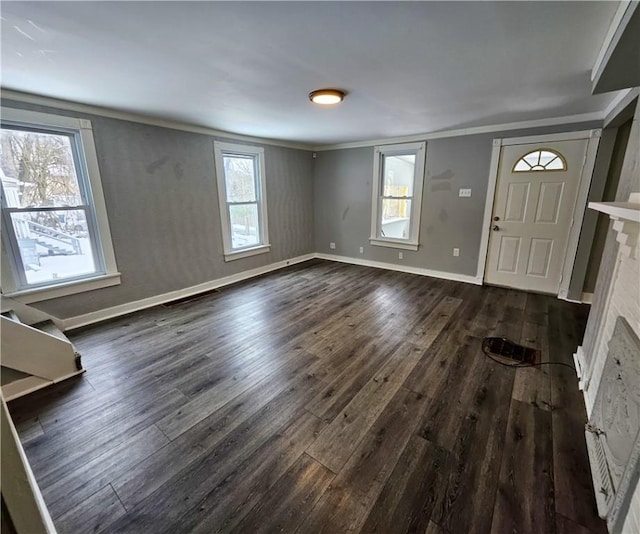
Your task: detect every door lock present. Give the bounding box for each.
[493,216,500,221]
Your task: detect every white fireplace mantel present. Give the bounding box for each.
[577,192,640,533]
[588,200,640,223]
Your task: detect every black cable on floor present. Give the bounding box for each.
[483,351,578,374]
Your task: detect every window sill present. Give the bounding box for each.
[2,273,121,304]
[369,238,419,251]
[224,245,271,262]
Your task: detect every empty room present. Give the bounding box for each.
[1,1,639,533]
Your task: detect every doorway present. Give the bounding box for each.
[479,131,601,296]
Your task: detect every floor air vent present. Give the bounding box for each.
[482,337,540,365]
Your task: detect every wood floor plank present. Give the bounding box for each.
[359,435,452,534]
[555,512,599,534]
[14,416,44,444]
[112,361,320,510]
[306,341,426,473]
[430,357,515,534]
[307,297,461,473]
[491,400,555,534]
[155,348,309,439]
[229,453,334,534]
[43,424,169,519]
[54,485,126,534]
[548,301,604,532]
[406,296,463,348]
[298,387,429,533]
[187,414,327,534]
[26,387,188,488]
[415,337,490,453]
[512,323,552,411]
[306,333,400,423]
[6,261,606,534]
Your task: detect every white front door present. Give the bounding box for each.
[485,138,589,294]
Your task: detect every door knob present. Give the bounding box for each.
[493,225,500,231]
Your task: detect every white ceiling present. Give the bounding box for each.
[0,1,621,145]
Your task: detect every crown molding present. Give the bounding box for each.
[0,88,315,151]
[2,88,606,153]
[592,0,638,82]
[311,111,604,151]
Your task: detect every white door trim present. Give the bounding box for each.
[476,129,602,298]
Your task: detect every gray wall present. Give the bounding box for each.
[1,100,314,319]
[583,118,634,292]
[313,121,603,282]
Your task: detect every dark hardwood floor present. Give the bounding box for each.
[8,259,606,534]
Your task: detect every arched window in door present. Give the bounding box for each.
[513,149,567,172]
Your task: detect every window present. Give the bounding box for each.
[1,108,119,301]
[370,142,426,251]
[214,142,270,261]
[513,149,566,172]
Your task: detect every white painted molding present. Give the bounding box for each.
[582,292,594,304]
[60,251,483,330]
[476,138,503,282]
[604,88,638,127]
[2,89,605,153]
[477,130,600,298]
[0,89,313,151]
[499,129,598,146]
[1,396,57,534]
[558,132,602,299]
[589,201,640,223]
[315,253,482,285]
[591,0,639,82]
[62,253,315,330]
[312,112,604,151]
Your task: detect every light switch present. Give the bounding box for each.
[459,188,472,197]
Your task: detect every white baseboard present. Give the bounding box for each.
[62,253,315,330]
[581,292,594,304]
[315,253,483,285]
[59,252,483,331]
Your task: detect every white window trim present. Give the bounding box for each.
[213,141,270,262]
[370,141,426,251]
[0,108,120,303]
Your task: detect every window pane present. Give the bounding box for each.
[223,155,257,202]
[546,158,564,170]
[229,203,260,249]
[10,209,97,285]
[382,154,415,197]
[0,128,83,208]
[381,199,411,239]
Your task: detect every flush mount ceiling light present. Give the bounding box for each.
[309,89,345,105]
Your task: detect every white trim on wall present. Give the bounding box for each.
[0,89,312,151]
[2,88,607,153]
[591,0,638,83]
[604,88,639,127]
[61,253,316,330]
[315,253,482,286]
[213,141,270,262]
[312,112,605,151]
[476,139,503,281]
[476,129,602,300]
[557,130,602,300]
[58,252,483,331]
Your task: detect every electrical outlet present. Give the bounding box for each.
[453,247,460,257]
[330,242,336,249]
[359,246,364,254]
[459,188,472,197]
[398,252,404,260]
